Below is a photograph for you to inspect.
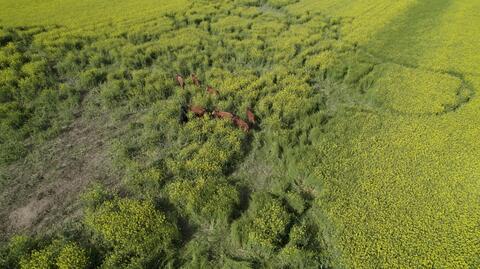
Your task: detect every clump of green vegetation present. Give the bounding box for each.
[0,235,35,268]
[231,193,292,253]
[85,198,178,267]
[19,241,88,269]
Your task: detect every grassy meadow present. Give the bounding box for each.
[1,0,479,268]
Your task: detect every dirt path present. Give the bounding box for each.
[0,109,121,240]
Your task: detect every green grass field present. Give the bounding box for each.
[1,0,479,268]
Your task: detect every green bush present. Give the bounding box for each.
[166,116,245,180]
[55,243,88,269]
[19,246,56,269]
[81,183,112,209]
[85,198,178,267]
[231,193,292,254]
[17,240,89,269]
[166,177,239,223]
[0,235,34,269]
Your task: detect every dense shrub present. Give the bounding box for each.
[85,198,179,267]
[231,193,292,255]
[166,116,246,180]
[18,240,88,269]
[19,245,56,269]
[0,235,34,269]
[55,243,88,269]
[166,177,239,223]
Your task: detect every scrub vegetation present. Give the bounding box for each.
[1,0,479,268]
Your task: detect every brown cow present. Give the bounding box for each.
[212,110,234,120]
[246,108,256,124]
[176,74,184,88]
[191,74,201,87]
[206,86,219,95]
[189,105,206,117]
[233,116,250,132]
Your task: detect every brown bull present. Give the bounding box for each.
[233,116,250,132]
[176,74,184,88]
[212,110,234,120]
[246,108,256,124]
[189,105,206,117]
[191,74,201,87]
[206,86,219,95]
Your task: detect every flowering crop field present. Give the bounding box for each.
[0,0,479,268]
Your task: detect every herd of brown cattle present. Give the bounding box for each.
[176,74,256,132]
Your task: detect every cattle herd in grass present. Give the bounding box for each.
[176,74,256,132]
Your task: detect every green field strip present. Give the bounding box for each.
[364,0,452,67]
[0,0,189,27]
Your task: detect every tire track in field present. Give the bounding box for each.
[353,47,477,117]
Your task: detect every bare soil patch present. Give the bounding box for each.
[0,109,122,240]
